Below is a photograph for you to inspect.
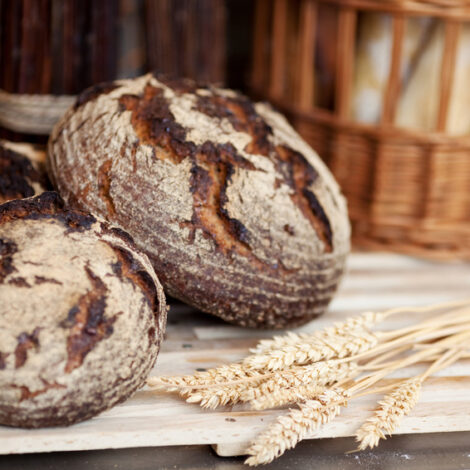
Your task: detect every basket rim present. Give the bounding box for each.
[321,0,470,20]
[257,90,470,150]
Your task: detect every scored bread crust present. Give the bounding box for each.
[0,192,167,428]
[48,74,350,328]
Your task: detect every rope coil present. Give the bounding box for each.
[0,90,75,135]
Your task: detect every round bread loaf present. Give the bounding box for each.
[0,140,50,203]
[0,192,167,428]
[48,74,350,328]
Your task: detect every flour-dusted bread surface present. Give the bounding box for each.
[48,74,350,328]
[0,140,50,203]
[0,192,167,428]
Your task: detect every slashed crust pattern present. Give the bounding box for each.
[48,74,350,328]
[0,192,167,427]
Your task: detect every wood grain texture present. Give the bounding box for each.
[48,74,350,328]
[1,252,469,454]
[0,192,167,428]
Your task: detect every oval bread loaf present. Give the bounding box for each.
[48,74,350,328]
[0,192,167,428]
[0,140,49,203]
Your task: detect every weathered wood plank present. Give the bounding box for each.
[1,253,469,456]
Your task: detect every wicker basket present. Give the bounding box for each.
[251,0,470,260]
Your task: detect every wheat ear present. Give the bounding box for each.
[354,346,466,451]
[244,329,378,371]
[147,362,253,391]
[241,361,359,405]
[250,311,383,355]
[251,300,470,357]
[355,378,422,451]
[245,388,349,466]
[186,361,358,409]
[250,384,326,410]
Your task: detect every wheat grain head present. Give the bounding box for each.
[355,378,422,451]
[245,388,350,465]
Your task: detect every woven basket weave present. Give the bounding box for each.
[252,0,470,260]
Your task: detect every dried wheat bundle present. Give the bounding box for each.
[155,360,359,409]
[150,299,470,466]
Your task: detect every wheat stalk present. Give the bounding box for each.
[355,378,422,451]
[244,388,350,465]
[147,362,253,391]
[148,300,470,466]
[250,311,383,355]
[250,384,326,410]
[185,361,359,409]
[241,361,359,404]
[354,345,467,451]
[244,329,378,371]
[249,300,470,357]
[244,332,470,463]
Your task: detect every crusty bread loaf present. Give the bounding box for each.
[0,140,49,203]
[48,74,350,328]
[0,192,167,428]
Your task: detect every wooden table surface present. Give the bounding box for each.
[1,252,470,460]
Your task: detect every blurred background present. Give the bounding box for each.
[0,0,253,112]
[2,0,470,260]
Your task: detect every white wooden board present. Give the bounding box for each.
[1,252,470,456]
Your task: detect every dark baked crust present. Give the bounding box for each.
[0,192,167,428]
[0,191,96,230]
[0,141,50,203]
[48,74,350,328]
